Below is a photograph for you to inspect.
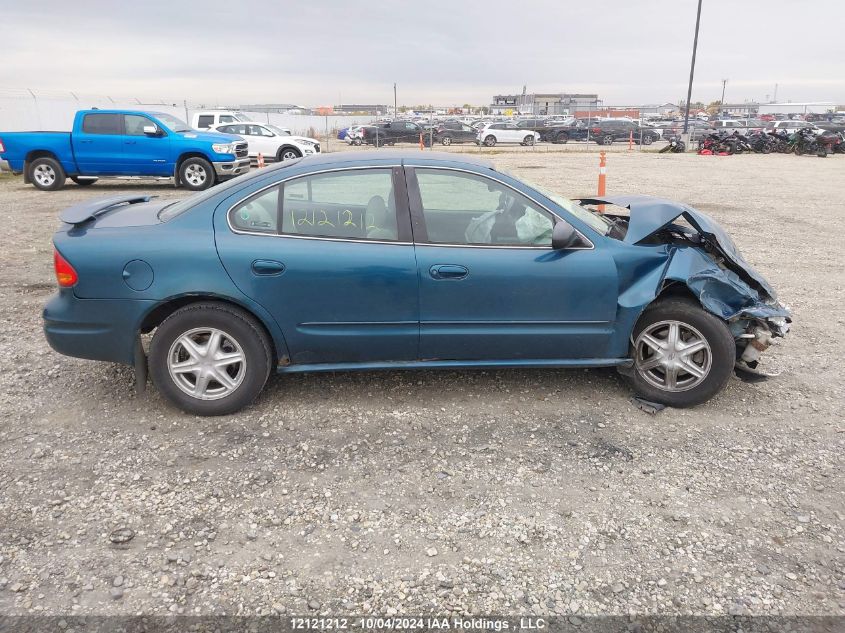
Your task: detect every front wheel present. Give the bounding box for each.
[149,302,273,416]
[625,298,736,408]
[641,135,654,146]
[600,135,614,145]
[523,135,535,146]
[278,147,301,162]
[484,135,497,147]
[179,157,215,191]
[440,136,452,146]
[28,156,66,191]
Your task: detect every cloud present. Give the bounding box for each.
[1,0,843,107]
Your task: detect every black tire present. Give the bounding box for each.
[441,135,452,146]
[523,135,535,146]
[353,138,362,146]
[149,302,273,416]
[484,135,497,147]
[70,176,98,186]
[178,157,215,191]
[817,147,828,158]
[278,146,301,162]
[624,297,736,408]
[642,135,654,146]
[28,156,66,191]
[553,132,569,144]
[600,135,614,145]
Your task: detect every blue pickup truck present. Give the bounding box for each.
[0,109,250,191]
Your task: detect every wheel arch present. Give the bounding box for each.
[139,294,289,366]
[23,150,72,184]
[277,145,302,160]
[174,152,213,185]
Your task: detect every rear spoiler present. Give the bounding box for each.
[60,194,156,225]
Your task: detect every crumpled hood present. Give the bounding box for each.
[577,194,776,299]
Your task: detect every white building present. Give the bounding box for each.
[758,102,836,116]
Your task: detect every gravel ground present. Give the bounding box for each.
[0,150,842,620]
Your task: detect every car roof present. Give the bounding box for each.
[286,150,495,170]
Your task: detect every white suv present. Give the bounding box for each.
[477,122,541,147]
[212,122,320,162]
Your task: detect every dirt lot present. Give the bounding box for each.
[0,150,842,620]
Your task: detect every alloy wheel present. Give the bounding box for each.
[33,164,56,187]
[167,327,246,400]
[184,164,207,187]
[634,320,712,392]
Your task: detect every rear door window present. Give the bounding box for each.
[281,169,399,241]
[81,113,123,135]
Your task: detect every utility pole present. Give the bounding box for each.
[683,0,703,134]
[720,79,727,109]
[393,83,397,117]
[773,83,778,103]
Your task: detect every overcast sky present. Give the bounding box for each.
[3,0,844,108]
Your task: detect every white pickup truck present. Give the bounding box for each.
[192,111,291,135]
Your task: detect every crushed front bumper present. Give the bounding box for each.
[212,158,251,180]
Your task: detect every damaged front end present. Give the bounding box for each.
[577,195,791,377]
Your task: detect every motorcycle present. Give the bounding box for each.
[788,127,827,157]
[727,131,754,154]
[748,130,774,154]
[697,130,733,154]
[659,135,686,153]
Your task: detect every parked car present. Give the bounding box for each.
[211,122,320,162]
[543,119,590,143]
[433,120,478,145]
[0,110,249,191]
[477,122,541,146]
[765,121,821,134]
[513,118,566,142]
[361,121,429,146]
[344,125,366,145]
[589,120,661,145]
[43,151,790,415]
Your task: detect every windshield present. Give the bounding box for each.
[266,125,291,136]
[154,113,190,133]
[500,170,613,235]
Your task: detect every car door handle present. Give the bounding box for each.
[251,259,286,276]
[78,139,93,144]
[429,264,468,280]
[125,140,137,145]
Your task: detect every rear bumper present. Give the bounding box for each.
[43,290,155,365]
[0,159,11,172]
[212,157,251,180]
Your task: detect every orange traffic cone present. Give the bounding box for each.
[257,153,265,168]
[419,133,424,150]
[597,151,607,213]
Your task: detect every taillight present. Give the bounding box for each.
[54,248,78,287]
[0,138,5,153]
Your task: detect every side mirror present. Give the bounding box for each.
[143,125,160,136]
[551,221,582,250]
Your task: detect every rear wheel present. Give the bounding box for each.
[179,157,215,191]
[441,135,452,146]
[553,132,569,144]
[484,135,497,147]
[600,135,614,145]
[149,302,272,416]
[625,298,736,408]
[70,176,98,186]
[523,135,535,146]
[642,135,654,146]
[29,157,66,191]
